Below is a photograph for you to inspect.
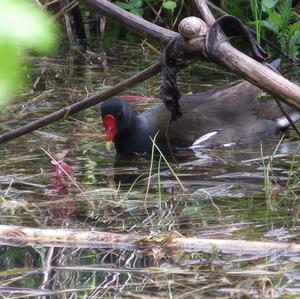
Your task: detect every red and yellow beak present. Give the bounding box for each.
[102,114,116,151]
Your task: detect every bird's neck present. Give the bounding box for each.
[114,115,154,155]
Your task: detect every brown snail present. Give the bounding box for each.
[178,16,208,40]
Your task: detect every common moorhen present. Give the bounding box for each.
[101,77,298,155]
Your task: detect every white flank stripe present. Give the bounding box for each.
[190,131,219,148]
[276,112,300,128]
[223,143,236,147]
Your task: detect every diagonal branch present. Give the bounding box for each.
[0,61,161,144]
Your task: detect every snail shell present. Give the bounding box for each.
[178,17,208,39]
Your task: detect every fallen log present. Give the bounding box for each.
[0,224,299,255]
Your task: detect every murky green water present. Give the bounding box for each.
[0,42,300,298]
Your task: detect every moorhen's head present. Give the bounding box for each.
[101,97,135,149]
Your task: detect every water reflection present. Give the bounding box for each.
[110,135,300,198]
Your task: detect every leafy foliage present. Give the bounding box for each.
[0,0,57,109]
[224,0,299,57]
[113,0,179,18]
[162,1,177,10]
[261,0,279,9]
[261,0,300,56]
[114,0,144,16]
[250,0,263,43]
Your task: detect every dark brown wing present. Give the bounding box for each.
[142,80,282,148]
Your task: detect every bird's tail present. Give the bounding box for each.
[276,112,300,129]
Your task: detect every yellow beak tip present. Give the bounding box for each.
[105,141,113,151]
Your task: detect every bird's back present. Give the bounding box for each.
[141,80,284,148]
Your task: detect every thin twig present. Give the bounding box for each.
[273,96,300,138]
[144,132,157,209]
[150,137,186,192]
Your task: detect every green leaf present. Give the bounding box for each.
[286,22,300,41]
[182,206,201,215]
[114,1,134,11]
[0,42,22,107]
[114,1,144,15]
[267,9,283,28]
[288,30,300,56]
[130,0,144,8]
[276,31,287,51]
[0,0,57,109]
[262,0,279,10]
[261,19,279,33]
[129,7,144,16]
[163,1,177,10]
[277,0,293,30]
[0,0,57,52]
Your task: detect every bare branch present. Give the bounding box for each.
[195,0,216,26]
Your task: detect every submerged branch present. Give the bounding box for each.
[0,224,299,255]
